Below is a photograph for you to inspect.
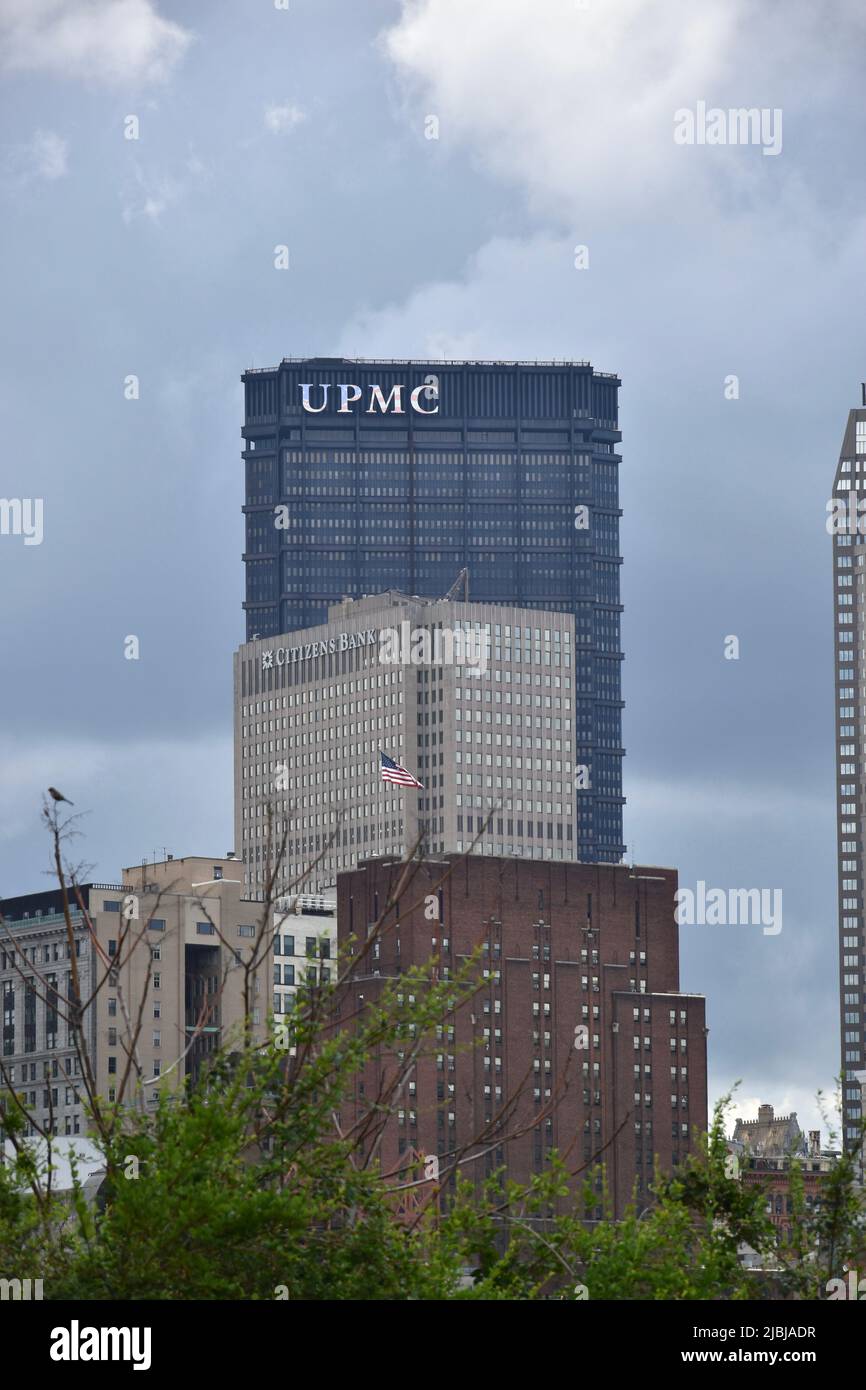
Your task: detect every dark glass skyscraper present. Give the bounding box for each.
[241,357,624,862]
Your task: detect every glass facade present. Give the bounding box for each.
[241,358,625,861]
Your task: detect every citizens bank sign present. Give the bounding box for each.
[261,628,378,669]
[299,382,439,414]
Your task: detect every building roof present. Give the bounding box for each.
[731,1104,805,1157]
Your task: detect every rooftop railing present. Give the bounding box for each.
[0,909,84,930]
[244,357,620,379]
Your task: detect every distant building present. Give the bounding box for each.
[732,1102,805,1159]
[332,852,707,1220]
[728,1103,837,1250]
[0,855,269,1138]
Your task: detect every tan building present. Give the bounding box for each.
[731,1103,805,1158]
[235,590,579,898]
[0,855,269,1137]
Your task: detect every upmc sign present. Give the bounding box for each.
[299,381,439,414]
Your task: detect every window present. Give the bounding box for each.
[148,919,166,932]
[151,945,161,960]
[196,922,215,936]
[108,1057,117,1074]
[108,997,117,1017]
[238,925,255,938]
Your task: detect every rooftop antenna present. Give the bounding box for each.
[441,567,469,603]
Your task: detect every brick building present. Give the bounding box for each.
[334,852,707,1219]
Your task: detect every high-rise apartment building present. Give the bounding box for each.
[234,590,578,896]
[241,358,624,862]
[831,388,866,1151]
[0,856,268,1137]
[333,853,707,1219]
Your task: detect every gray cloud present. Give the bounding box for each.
[1,126,68,183]
[0,0,191,87]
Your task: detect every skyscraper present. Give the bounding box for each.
[241,357,625,862]
[831,386,866,1152]
[234,589,578,895]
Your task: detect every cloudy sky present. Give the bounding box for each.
[2,0,864,1137]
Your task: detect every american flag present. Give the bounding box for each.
[380,751,423,789]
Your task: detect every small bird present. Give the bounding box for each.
[48,787,74,805]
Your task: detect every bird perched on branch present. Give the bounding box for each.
[47,787,74,805]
